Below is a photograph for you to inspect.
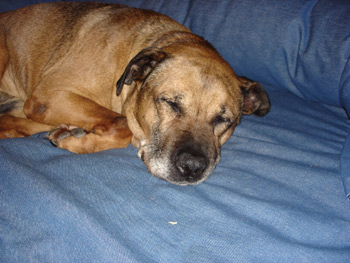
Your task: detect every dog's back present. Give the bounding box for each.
[0,3,186,103]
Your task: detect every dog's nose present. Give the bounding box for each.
[175,148,207,182]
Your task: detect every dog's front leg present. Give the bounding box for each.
[24,90,132,153]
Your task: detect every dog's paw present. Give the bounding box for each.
[47,124,88,146]
[46,122,131,154]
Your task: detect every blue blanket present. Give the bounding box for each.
[1,0,349,262]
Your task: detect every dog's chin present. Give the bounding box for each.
[167,175,210,186]
[148,163,212,186]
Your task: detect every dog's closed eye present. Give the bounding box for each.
[212,115,232,126]
[166,100,181,114]
[158,97,181,114]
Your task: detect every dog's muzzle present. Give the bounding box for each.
[140,134,219,185]
[175,146,208,183]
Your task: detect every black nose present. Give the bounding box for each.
[175,147,207,182]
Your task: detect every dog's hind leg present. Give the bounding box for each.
[23,90,132,153]
[0,26,8,82]
[0,29,51,138]
[0,115,53,138]
[0,92,54,138]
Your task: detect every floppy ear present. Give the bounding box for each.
[239,77,271,116]
[116,47,167,96]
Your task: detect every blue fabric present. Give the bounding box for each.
[1,0,350,262]
[341,59,350,118]
[342,133,350,200]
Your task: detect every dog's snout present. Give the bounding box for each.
[175,147,207,182]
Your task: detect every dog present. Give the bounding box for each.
[0,2,270,185]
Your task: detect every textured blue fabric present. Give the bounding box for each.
[341,59,350,118]
[1,0,350,262]
[342,133,350,200]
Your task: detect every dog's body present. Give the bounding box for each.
[0,2,270,185]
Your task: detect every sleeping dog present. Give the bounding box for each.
[0,2,270,185]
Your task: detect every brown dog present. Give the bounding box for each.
[0,2,270,185]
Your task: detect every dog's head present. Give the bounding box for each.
[117,38,270,185]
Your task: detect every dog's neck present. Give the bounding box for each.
[151,31,215,51]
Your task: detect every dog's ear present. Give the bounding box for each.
[239,77,271,116]
[116,47,167,96]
